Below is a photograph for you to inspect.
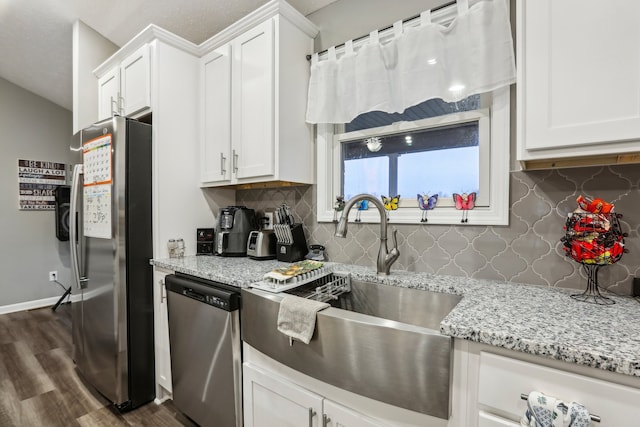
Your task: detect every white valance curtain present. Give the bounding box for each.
[305,0,516,124]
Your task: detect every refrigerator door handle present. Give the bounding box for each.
[69,164,87,290]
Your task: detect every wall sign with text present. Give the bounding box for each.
[18,159,67,210]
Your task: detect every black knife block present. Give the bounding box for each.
[276,224,308,263]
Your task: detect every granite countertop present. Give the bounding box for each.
[151,256,640,378]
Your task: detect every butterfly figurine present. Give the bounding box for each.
[417,193,438,223]
[355,199,369,222]
[453,192,476,223]
[381,195,400,220]
[333,195,345,222]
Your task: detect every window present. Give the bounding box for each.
[341,106,487,207]
[316,87,510,225]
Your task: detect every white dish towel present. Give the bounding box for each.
[521,391,591,427]
[277,296,329,345]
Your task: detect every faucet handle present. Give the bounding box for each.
[382,228,400,275]
[390,228,399,251]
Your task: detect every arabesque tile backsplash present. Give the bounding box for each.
[237,165,640,294]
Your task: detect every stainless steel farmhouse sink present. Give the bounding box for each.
[241,279,462,419]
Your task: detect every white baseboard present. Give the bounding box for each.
[0,293,77,315]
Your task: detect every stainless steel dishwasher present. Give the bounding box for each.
[165,273,242,427]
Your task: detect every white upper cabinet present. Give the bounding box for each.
[97,44,151,120]
[201,45,232,183]
[200,3,318,187]
[232,19,276,181]
[97,67,120,121]
[516,0,640,167]
[119,45,151,117]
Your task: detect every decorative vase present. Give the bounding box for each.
[561,212,625,305]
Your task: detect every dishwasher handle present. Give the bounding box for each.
[184,289,206,302]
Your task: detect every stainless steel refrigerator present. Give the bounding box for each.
[69,116,155,411]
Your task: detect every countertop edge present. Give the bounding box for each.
[150,257,640,378]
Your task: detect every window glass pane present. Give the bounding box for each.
[398,146,479,198]
[343,157,389,199]
[341,121,479,202]
[346,95,481,132]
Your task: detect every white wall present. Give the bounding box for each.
[307,0,449,51]
[72,20,118,134]
[0,77,76,311]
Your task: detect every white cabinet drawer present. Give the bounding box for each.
[478,352,640,426]
[478,411,519,427]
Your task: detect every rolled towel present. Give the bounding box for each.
[277,295,330,344]
[521,391,591,427]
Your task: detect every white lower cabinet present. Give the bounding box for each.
[323,399,388,427]
[474,350,640,427]
[153,267,173,399]
[243,363,389,427]
[477,411,519,427]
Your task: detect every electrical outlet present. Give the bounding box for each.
[49,271,58,282]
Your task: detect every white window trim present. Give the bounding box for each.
[316,86,510,225]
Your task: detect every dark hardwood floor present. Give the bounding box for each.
[0,303,195,427]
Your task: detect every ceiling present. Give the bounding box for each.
[0,0,337,111]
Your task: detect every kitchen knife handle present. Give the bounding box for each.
[220,153,227,175]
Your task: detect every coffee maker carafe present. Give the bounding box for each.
[215,206,258,256]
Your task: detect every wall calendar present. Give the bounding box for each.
[82,134,113,239]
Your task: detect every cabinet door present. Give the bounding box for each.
[478,352,640,427]
[519,0,640,151]
[201,45,232,184]
[97,67,120,121]
[243,363,323,427]
[120,44,151,117]
[324,399,390,427]
[477,411,519,427]
[232,19,275,180]
[153,269,172,395]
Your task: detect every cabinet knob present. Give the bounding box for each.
[323,414,331,426]
[221,153,227,175]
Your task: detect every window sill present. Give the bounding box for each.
[318,205,508,226]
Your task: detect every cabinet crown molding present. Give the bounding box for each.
[198,0,319,55]
[94,25,200,77]
[94,0,318,78]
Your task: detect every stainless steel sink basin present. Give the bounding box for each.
[241,278,462,419]
[329,279,462,330]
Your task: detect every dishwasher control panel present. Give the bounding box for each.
[166,274,240,312]
[182,289,230,310]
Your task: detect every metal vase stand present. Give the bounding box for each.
[570,264,615,305]
[563,212,626,305]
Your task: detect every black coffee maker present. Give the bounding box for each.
[215,206,258,256]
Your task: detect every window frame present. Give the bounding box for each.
[315,86,510,225]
